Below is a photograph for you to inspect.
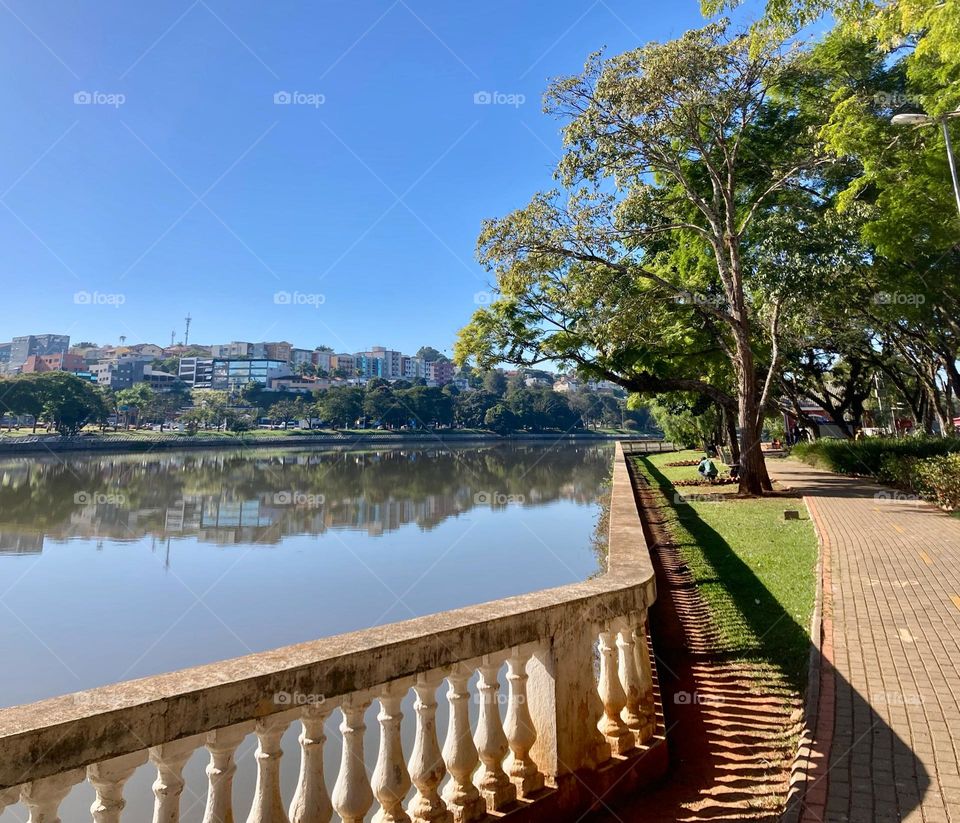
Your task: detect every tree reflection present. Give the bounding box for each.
[0,444,613,550]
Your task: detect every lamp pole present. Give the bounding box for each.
[892,110,960,218]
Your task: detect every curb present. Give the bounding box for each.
[781,494,832,823]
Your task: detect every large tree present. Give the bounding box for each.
[456,22,829,493]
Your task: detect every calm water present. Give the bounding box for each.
[0,443,612,821]
[0,443,612,708]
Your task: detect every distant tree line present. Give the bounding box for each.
[254,374,650,433]
[0,370,651,436]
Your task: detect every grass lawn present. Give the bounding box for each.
[633,449,818,692]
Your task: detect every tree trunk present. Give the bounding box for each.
[734,341,772,495]
[724,407,741,464]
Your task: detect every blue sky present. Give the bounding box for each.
[0,0,760,356]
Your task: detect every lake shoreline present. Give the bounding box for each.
[0,430,658,456]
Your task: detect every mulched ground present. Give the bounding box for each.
[586,469,803,822]
[673,477,738,487]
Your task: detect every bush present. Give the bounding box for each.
[792,436,960,510]
[792,436,960,477]
[912,455,960,510]
[877,454,919,489]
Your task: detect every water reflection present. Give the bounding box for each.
[0,443,612,711]
[0,444,613,550]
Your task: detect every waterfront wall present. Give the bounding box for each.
[0,442,670,821]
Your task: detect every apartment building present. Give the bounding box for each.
[6,334,70,374]
[368,347,403,379]
[20,352,86,374]
[178,357,215,388]
[178,357,291,391]
[426,360,455,385]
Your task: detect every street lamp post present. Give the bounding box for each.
[891,110,960,218]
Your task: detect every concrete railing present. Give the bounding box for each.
[0,443,670,821]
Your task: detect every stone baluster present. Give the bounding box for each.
[0,787,20,816]
[331,696,374,823]
[407,672,451,823]
[371,683,411,823]
[441,664,485,823]
[150,736,203,823]
[20,769,83,822]
[473,658,516,811]
[618,614,656,745]
[88,751,148,823]
[597,630,634,756]
[203,723,251,823]
[504,649,544,798]
[0,787,20,815]
[289,702,334,823]
[246,714,293,823]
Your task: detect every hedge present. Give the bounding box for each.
[791,436,960,477]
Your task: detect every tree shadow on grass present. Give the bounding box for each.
[589,456,930,822]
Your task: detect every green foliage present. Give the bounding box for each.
[318,386,363,429]
[38,373,108,435]
[648,394,721,448]
[483,404,518,434]
[0,373,108,435]
[415,346,448,363]
[481,370,507,396]
[793,436,960,476]
[116,384,154,427]
[908,455,960,510]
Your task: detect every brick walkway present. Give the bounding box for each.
[769,458,960,823]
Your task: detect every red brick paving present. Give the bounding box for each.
[770,458,960,823]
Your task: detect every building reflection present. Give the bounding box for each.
[0,444,613,550]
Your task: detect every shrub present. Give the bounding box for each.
[877,454,919,489]
[792,436,960,477]
[912,455,960,510]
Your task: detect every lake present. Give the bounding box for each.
[0,442,614,821]
[0,442,613,708]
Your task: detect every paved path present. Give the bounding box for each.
[769,458,960,823]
